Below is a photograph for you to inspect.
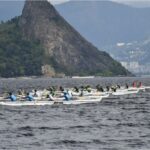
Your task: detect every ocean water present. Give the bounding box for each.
[0,77,150,150]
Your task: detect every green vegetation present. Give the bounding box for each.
[0,17,44,77]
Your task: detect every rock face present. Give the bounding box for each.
[19,0,130,76]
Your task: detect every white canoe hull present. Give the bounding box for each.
[128,87,145,91]
[0,97,103,106]
[87,94,109,99]
[144,86,150,90]
[0,101,55,106]
[112,89,139,96]
[63,97,102,105]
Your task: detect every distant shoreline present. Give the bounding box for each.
[0,75,150,80]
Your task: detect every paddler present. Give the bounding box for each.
[138,82,142,88]
[106,86,110,92]
[111,86,117,92]
[80,86,84,96]
[117,85,121,89]
[85,85,91,93]
[46,93,54,101]
[96,85,104,92]
[46,90,55,101]
[17,89,25,96]
[49,87,55,96]
[26,93,34,101]
[33,89,38,97]
[59,86,64,92]
[125,83,129,89]
[73,86,79,93]
[8,92,17,101]
[132,81,137,88]
[64,90,72,101]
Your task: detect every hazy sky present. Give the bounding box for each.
[50,0,150,7]
[113,0,150,7]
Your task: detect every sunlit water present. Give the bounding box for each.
[0,77,150,150]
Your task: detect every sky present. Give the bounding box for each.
[49,0,150,7]
[0,0,149,7]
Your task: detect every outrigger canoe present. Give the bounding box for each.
[112,88,139,96]
[0,96,103,106]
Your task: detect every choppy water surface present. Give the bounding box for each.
[0,77,150,150]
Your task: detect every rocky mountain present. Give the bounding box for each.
[0,0,130,77]
[19,0,130,76]
[56,1,150,47]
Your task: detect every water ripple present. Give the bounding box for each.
[0,77,150,149]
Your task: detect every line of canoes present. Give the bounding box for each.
[0,85,149,106]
